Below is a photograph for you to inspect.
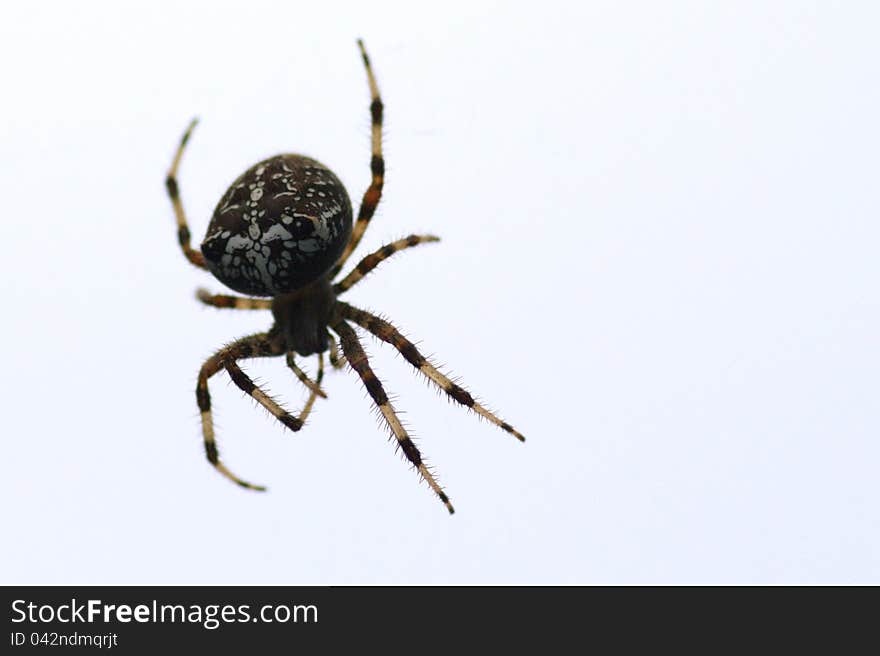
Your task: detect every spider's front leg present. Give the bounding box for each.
[196,291,326,397]
[196,332,310,491]
[338,302,525,442]
[331,319,455,514]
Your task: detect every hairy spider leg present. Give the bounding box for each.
[327,333,347,370]
[165,118,207,270]
[331,319,455,514]
[196,288,273,310]
[286,352,327,399]
[339,302,526,442]
[330,39,385,278]
[288,353,325,424]
[197,333,309,491]
[333,234,440,295]
[224,360,304,432]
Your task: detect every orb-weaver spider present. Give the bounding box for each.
[165,41,524,513]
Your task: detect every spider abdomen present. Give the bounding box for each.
[201,155,353,296]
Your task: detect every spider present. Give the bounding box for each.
[164,40,524,513]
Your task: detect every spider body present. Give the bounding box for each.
[202,155,353,296]
[270,278,337,356]
[165,41,524,514]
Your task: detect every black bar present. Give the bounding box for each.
[1,586,874,651]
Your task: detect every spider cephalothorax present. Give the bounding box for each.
[165,40,524,514]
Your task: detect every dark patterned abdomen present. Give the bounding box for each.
[201,155,353,296]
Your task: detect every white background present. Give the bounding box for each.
[2,1,878,584]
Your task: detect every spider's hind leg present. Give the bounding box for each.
[331,319,454,514]
[329,40,385,278]
[165,118,207,270]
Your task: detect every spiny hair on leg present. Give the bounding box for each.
[222,371,293,430]
[339,302,526,442]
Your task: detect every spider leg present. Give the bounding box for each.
[333,234,440,295]
[329,39,384,278]
[196,332,308,491]
[224,361,305,435]
[327,333,347,370]
[331,319,454,514]
[165,118,207,270]
[291,353,325,424]
[196,288,273,310]
[197,333,278,491]
[286,352,327,398]
[338,302,525,442]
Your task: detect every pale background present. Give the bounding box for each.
[1,1,878,584]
